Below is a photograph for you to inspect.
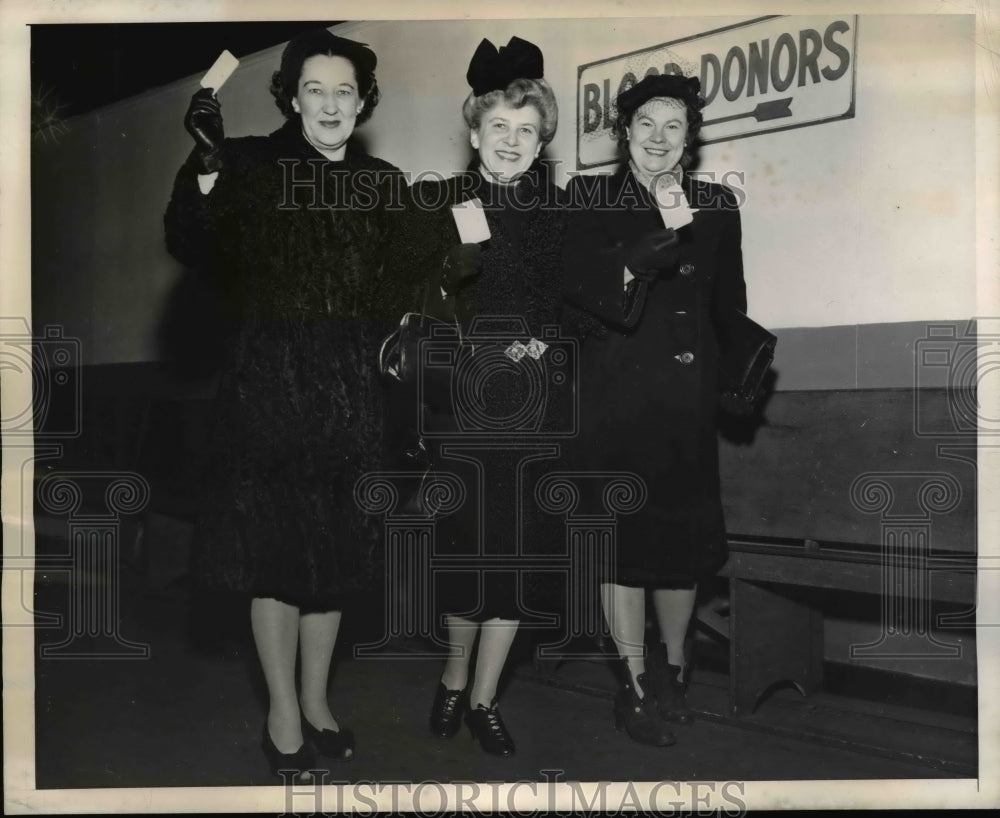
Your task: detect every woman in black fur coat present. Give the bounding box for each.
[404,37,568,758]
[164,29,419,780]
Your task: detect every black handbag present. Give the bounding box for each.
[378,280,469,518]
[716,309,777,415]
[378,310,448,385]
[378,279,469,395]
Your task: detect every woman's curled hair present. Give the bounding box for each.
[268,29,381,124]
[462,77,558,145]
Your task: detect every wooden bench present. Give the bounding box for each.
[706,536,976,714]
[709,387,977,714]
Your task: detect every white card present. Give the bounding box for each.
[654,176,697,230]
[200,50,239,93]
[658,201,696,230]
[451,198,491,244]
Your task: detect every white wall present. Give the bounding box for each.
[353,15,976,330]
[31,14,976,364]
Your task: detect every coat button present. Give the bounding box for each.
[675,351,695,364]
[679,262,695,276]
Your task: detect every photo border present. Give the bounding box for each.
[2,0,998,813]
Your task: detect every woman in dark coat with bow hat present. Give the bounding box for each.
[402,36,568,758]
[563,73,747,747]
[164,29,420,780]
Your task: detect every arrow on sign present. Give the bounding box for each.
[703,97,793,127]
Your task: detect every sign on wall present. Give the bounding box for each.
[577,15,859,169]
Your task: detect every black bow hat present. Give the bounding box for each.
[466,36,544,96]
[279,28,377,96]
[615,73,704,115]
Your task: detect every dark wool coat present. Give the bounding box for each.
[404,168,570,621]
[164,119,423,610]
[563,165,747,586]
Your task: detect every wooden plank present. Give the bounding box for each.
[719,552,975,603]
[718,389,976,549]
[729,579,823,715]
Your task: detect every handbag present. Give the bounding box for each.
[378,279,468,398]
[715,309,777,415]
[379,310,444,384]
[378,279,469,518]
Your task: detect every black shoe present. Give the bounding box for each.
[261,725,317,783]
[613,672,677,747]
[466,700,516,757]
[302,717,355,760]
[647,644,694,724]
[429,683,465,738]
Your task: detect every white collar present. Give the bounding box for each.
[628,160,683,195]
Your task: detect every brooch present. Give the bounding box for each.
[504,337,549,362]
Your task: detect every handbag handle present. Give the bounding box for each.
[415,260,469,346]
[416,275,435,330]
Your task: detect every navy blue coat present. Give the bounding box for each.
[564,165,747,585]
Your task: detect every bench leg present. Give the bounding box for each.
[729,579,823,716]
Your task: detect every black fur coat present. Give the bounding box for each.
[164,119,424,608]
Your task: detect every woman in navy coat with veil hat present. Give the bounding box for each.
[564,72,748,747]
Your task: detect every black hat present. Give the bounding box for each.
[279,28,377,96]
[466,36,544,96]
[615,73,704,116]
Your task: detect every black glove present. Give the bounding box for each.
[625,228,680,281]
[440,243,482,294]
[720,388,760,417]
[184,88,225,174]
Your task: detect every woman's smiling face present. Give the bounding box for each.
[291,54,362,160]
[471,102,542,183]
[626,96,688,177]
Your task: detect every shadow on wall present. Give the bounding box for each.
[156,266,229,381]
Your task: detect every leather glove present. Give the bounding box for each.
[624,228,680,281]
[184,88,225,174]
[440,243,482,294]
[720,388,760,417]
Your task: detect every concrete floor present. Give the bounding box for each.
[31,554,976,796]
